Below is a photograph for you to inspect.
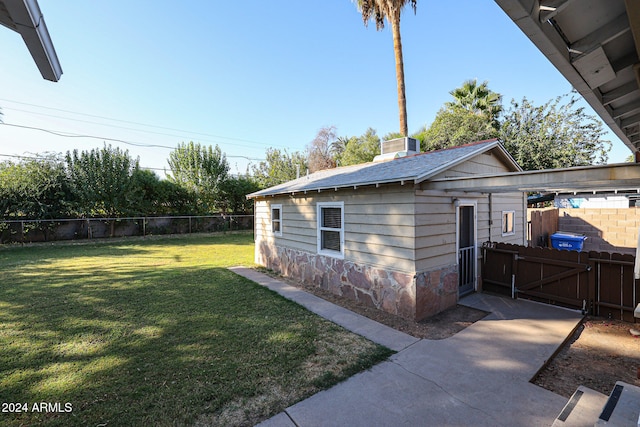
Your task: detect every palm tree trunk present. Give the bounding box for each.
[391,13,408,137]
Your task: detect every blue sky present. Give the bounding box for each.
[0,0,632,176]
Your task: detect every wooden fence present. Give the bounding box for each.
[482,241,640,321]
[528,209,558,247]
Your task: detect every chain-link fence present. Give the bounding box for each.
[0,214,254,244]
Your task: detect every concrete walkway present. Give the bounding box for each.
[229,267,584,427]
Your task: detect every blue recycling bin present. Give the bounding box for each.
[550,232,587,251]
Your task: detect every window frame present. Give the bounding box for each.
[271,204,282,237]
[316,201,345,259]
[501,210,515,236]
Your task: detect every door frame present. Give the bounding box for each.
[455,199,478,296]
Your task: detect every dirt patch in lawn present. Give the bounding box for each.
[259,269,488,340]
[533,317,640,398]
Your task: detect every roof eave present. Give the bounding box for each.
[3,0,62,81]
[247,140,523,199]
[493,0,636,154]
[246,178,414,199]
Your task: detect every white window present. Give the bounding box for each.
[271,204,282,237]
[317,202,344,258]
[502,210,515,236]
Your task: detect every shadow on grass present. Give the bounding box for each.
[0,238,390,427]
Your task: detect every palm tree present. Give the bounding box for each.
[330,136,354,163]
[446,79,503,126]
[354,0,417,137]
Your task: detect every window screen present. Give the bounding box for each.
[502,211,515,235]
[271,205,282,236]
[322,207,341,229]
[317,203,344,257]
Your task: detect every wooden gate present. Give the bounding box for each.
[482,242,640,321]
[528,209,558,247]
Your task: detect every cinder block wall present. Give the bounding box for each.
[558,208,640,254]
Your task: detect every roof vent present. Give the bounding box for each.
[374,137,420,162]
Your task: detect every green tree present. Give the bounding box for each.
[218,175,261,214]
[130,169,197,215]
[0,162,18,218]
[354,0,417,136]
[167,142,230,213]
[156,180,198,215]
[251,148,307,187]
[331,136,355,165]
[416,106,498,151]
[499,94,611,170]
[0,154,72,220]
[337,128,381,166]
[413,79,501,151]
[383,131,404,141]
[447,79,502,127]
[129,169,162,215]
[65,144,140,220]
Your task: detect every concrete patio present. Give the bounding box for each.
[230,267,583,427]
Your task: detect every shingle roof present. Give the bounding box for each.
[248,139,518,198]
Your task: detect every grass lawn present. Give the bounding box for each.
[0,232,393,426]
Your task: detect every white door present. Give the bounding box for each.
[457,204,476,296]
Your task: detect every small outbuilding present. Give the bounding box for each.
[247,138,526,321]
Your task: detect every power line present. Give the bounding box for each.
[4,106,281,151]
[0,153,158,173]
[0,123,265,161]
[0,153,247,177]
[0,153,56,161]
[3,122,175,148]
[0,97,287,148]
[0,152,165,170]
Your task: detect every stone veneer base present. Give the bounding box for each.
[257,243,459,321]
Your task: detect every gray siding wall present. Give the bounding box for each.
[489,192,526,244]
[414,189,525,273]
[255,184,417,273]
[414,190,458,272]
[255,149,525,279]
[430,150,513,179]
[414,149,525,272]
